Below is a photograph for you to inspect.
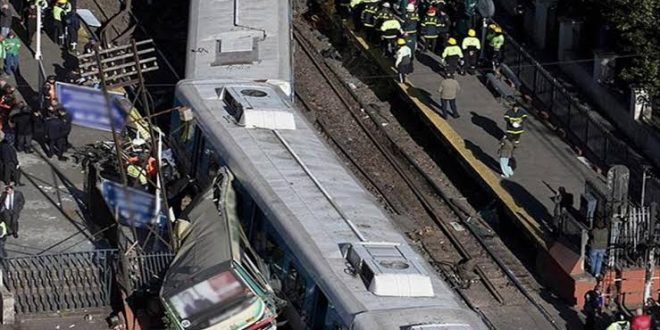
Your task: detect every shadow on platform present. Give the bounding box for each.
[500,179,552,225]
[470,111,504,140]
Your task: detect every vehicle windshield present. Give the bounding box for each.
[168,270,254,320]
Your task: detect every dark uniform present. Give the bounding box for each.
[0,139,21,185]
[59,109,73,151]
[9,105,33,153]
[23,4,38,47]
[504,106,528,143]
[360,1,379,42]
[435,11,451,52]
[45,114,68,161]
[398,7,419,53]
[420,10,440,52]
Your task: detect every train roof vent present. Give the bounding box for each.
[220,85,295,130]
[343,242,434,297]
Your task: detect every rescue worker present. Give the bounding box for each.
[584,282,603,330]
[127,157,148,190]
[394,38,412,83]
[42,75,57,106]
[0,2,10,37]
[441,37,463,75]
[58,107,72,151]
[420,7,440,53]
[488,26,504,68]
[398,4,419,53]
[348,0,364,29]
[378,4,403,56]
[606,312,630,330]
[65,8,80,52]
[504,104,527,144]
[52,0,72,46]
[360,0,379,42]
[435,9,451,52]
[461,28,481,74]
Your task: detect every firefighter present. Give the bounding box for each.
[488,26,504,68]
[394,38,413,83]
[435,9,451,53]
[361,0,380,42]
[379,6,403,56]
[504,104,527,144]
[461,28,481,74]
[398,4,419,53]
[441,37,463,75]
[348,0,364,29]
[337,0,352,18]
[420,7,440,53]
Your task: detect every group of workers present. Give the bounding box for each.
[341,0,505,82]
[19,0,79,52]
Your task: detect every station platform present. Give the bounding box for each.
[328,12,608,306]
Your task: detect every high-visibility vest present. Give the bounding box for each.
[53,5,64,21]
[442,45,463,59]
[400,12,419,34]
[380,19,401,33]
[349,0,363,8]
[462,36,481,50]
[127,164,148,185]
[490,34,504,50]
[0,221,6,238]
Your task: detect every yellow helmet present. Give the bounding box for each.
[448,38,457,45]
[468,29,476,37]
[397,38,406,46]
[494,27,502,33]
[57,0,68,4]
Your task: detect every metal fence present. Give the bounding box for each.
[501,34,660,208]
[126,252,175,295]
[1,249,117,314]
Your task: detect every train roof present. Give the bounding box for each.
[175,79,487,329]
[161,187,240,298]
[185,0,292,87]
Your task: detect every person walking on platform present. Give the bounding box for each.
[420,7,440,53]
[487,26,504,68]
[378,7,403,56]
[398,4,419,53]
[437,73,460,118]
[44,112,67,161]
[3,31,19,76]
[588,219,608,277]
[65,9,80,53]
[435,9,451,52]
[394,38,412,83]
[0,132,22,186]
[9,103,33,153]
[42,75,57,106]
[23,2,38,48]
[497,137,514,178]
[441,37,463,75]
[58,106,72,151]
[504,104,527,143]
[607,313,630,330]
[52,0,72,47]
[0,183,24,239]
[631,308,651,330]
[360,0,379,42]
[462,29,481,74]
[0,2,11,38]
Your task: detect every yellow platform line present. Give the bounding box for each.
[336,20,549,250]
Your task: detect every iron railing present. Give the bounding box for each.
[501,34,660,208]
[127,252,175,295]
[1,249,117,314]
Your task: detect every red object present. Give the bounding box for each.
[631,314,651,330]
[426,6,436,14]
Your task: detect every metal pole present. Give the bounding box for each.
[479,18,487,60]
[35,2,42,60]
[641,168,648,208]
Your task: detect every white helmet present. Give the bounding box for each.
[406,3,415,11]
[382,2,391,8]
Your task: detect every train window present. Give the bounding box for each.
[284,263,306,310]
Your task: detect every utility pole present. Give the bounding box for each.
[35,1,42,60]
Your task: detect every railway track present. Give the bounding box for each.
[292,22,562,329]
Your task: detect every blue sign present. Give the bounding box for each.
[100,179,167,228]
[56,82,128,132]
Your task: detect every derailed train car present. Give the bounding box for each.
[160,0,489,328]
